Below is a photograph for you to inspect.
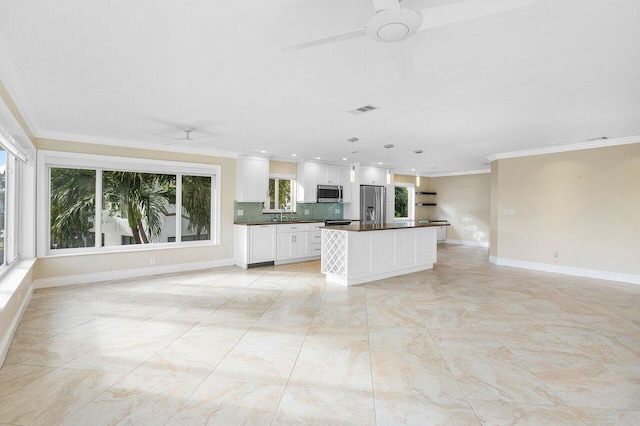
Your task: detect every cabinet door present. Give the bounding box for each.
[340,167,352,203]
[237,156,269,202]
[277,233,294,260]
[297,162,318,203]
[293,232,309,258]
[328,165,342,185]
[249,225,276,263]
[360,165,385,185]
[316,164,331,185]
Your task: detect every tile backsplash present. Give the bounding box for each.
[234,201,343,223]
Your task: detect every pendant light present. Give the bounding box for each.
[348,137,358,183]
[384,144,394,185]
[414,150,423,186]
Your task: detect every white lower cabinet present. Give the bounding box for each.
[249,225,276,263]
[277,232,309,260]
[235,222,326,268]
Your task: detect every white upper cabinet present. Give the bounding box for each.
[236,155,269,202]
[317,164,343,185]
[297,162,348,203]
[297,162,318,203]
[360,165,386,186]
[341,167,352,203]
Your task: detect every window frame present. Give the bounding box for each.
[0,143,22,275]
[37,150,221,257]
[394,182,415,221]
[263,173,296,213]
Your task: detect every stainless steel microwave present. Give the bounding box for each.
[317,184,343,203]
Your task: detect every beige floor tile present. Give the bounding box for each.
[368,324,440,355]
[288,347,372,392]
[370,351,464,398]
[313,302,368,326]
[167,378,285,425]
[0,364,55,399]
[429,328,516,360]
[446,356,562,405]
[304,322,369,351]
[375,392,479,425]
[0,367,123,425]
[571,407,640,425]
[209,344,300,385]
[272,385,375,426]
[469,400,585,425]
[236,321,309,349]
[60,373,201,425]
[529,361,640,410]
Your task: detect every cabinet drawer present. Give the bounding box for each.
[276,223,309,233]
[309,230,322,243]
[308,222,324,230]
[309,243,322,256]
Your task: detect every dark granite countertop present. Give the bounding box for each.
[320,221,450,232]
[234,220,331,226]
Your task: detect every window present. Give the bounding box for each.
[0,148,6,265]
[265,175,295,212]
[394,183,415,221]
[0,144,24,270]
[39,151,220,256]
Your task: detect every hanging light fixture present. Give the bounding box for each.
[348,137,358,183]
[384,144,394,185]
[414,150,423,186]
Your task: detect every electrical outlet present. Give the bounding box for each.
[553,251,559,261]
[335,209,340,214]
[503,209,516,216]
[304,209,310,215]
[237,209,244,216]
[150,257,156,266]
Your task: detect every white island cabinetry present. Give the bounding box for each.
[321,224,442,286]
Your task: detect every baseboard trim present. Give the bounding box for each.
[489,256,640,285]
[445,239,489,248]
[33,258,235,289]
[0,284,33,366]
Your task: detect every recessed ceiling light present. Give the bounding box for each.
[260,150,267,153]
[292,154,297,157]
[315,157,321,160]
[411,168,415,171]
[342,157,347,161]
[378,162,383,165]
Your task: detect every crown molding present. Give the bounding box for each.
[487,135,640,162]
[36,130,239,159]
[426,168,491,177]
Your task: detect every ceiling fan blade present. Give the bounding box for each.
[372,0,401,13]
[388,44,415,79]
[283,29,366,51]
[418,0,539,32]
[141,130,180,141]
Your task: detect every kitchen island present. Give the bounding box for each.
[321,221,449,286]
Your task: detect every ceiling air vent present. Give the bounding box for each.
[586,136,609,141]
[348,105,377,115]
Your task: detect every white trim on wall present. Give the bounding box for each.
[445,239,489,248]
[487,135,640,162]
[0,284,33,366]
[33,258,235,289]
[426,169,491,178]
[489,256,640,285]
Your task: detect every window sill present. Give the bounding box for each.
[0,259,36,312]
[43,241,221,259]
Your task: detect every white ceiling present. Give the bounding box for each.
[1,0,639,175]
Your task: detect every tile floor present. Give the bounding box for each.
[1,244,639,425]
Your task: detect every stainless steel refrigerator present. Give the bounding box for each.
[360,185,385,225]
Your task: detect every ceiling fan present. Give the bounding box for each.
[284,0,538,78]
[143,128,221,148]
